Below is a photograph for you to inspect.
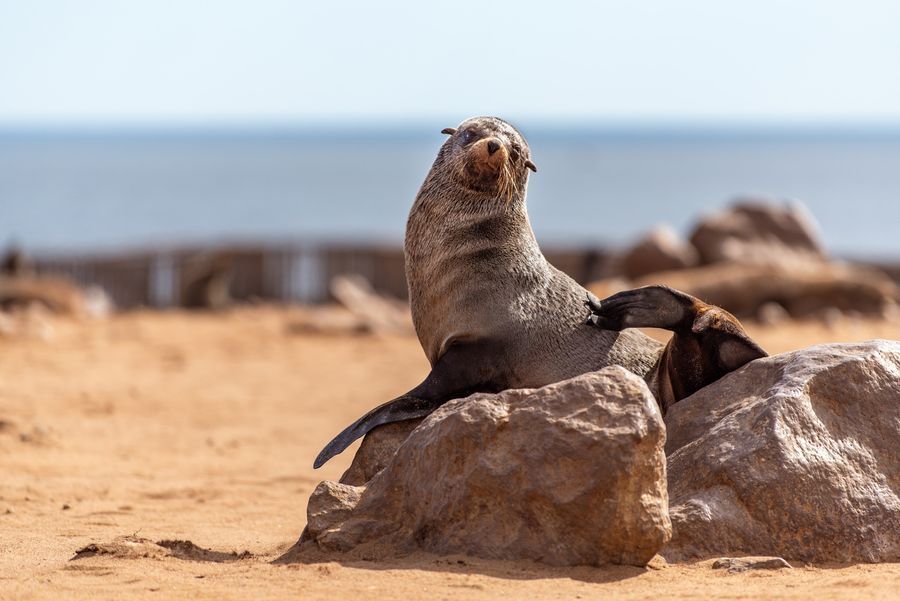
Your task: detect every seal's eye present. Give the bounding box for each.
[462,130,477,145]
[510,144,521,161]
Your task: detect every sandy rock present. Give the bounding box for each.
[618,226,699,279]
[339,419,423,486]
[688,199,826,266]
[306,481,364,539]
[304,367,671,566]
[711,557,792,573]
[73,536,252,562]
[72,537,171,560]
[664,340,900,562]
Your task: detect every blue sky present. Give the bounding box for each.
[2,0,900,125]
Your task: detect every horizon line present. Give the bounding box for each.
[4,118,900,139]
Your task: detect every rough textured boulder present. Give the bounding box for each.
[303,367,671,566]
[339,419,422,486]
[688,199,827,266]
[618,226,699,279]
[664,340,900,562]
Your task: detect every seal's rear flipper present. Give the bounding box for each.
[313,339,509,469]
[586,285,767,409]
[691,310,768,370]
[585,285,693,332]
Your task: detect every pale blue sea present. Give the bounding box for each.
[2,126,899,257]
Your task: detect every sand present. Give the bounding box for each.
[1,306,899,600]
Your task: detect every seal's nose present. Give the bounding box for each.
[486,140,501,155]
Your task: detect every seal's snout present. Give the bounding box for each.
[473,137,507,163]
[460,137,510,193]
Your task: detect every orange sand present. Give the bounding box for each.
[1,306,898,600]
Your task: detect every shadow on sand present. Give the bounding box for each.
[269,537,653,585]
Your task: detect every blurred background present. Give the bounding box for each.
[2,0,900,311]
[6,3,900,591]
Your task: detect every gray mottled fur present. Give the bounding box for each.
[405,116,663,388]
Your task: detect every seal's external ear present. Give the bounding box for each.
[441,127,457,136]
[525,159,537,172]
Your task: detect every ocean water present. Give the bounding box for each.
[1,128,899,257]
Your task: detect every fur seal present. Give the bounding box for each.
[314,116,766,468]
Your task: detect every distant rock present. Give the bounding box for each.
[285,275,414,336]
[688,199,827,266]
[664,341,900,563]
[618,226,698,279]
[0,275,93,317]
[756,301,790,325]
[302,367,671,566]
[329,275,413,334]
[625,261,899,319]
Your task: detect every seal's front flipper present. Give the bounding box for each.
[313,339,509,469]
[312,394,437,469]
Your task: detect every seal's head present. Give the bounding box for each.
[437,116,537,198]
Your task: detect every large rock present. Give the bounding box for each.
[338,419,422,486]
[689,199,827,266]
[304,367,671,566]
[664,341,900,562]
[617,226,699,279]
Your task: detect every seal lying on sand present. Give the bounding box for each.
[314,116,766,468]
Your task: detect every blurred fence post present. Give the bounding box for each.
[31,243,614,309]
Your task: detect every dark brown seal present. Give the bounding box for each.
[314,116,766,468]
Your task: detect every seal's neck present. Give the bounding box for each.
[407,186,542,257]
